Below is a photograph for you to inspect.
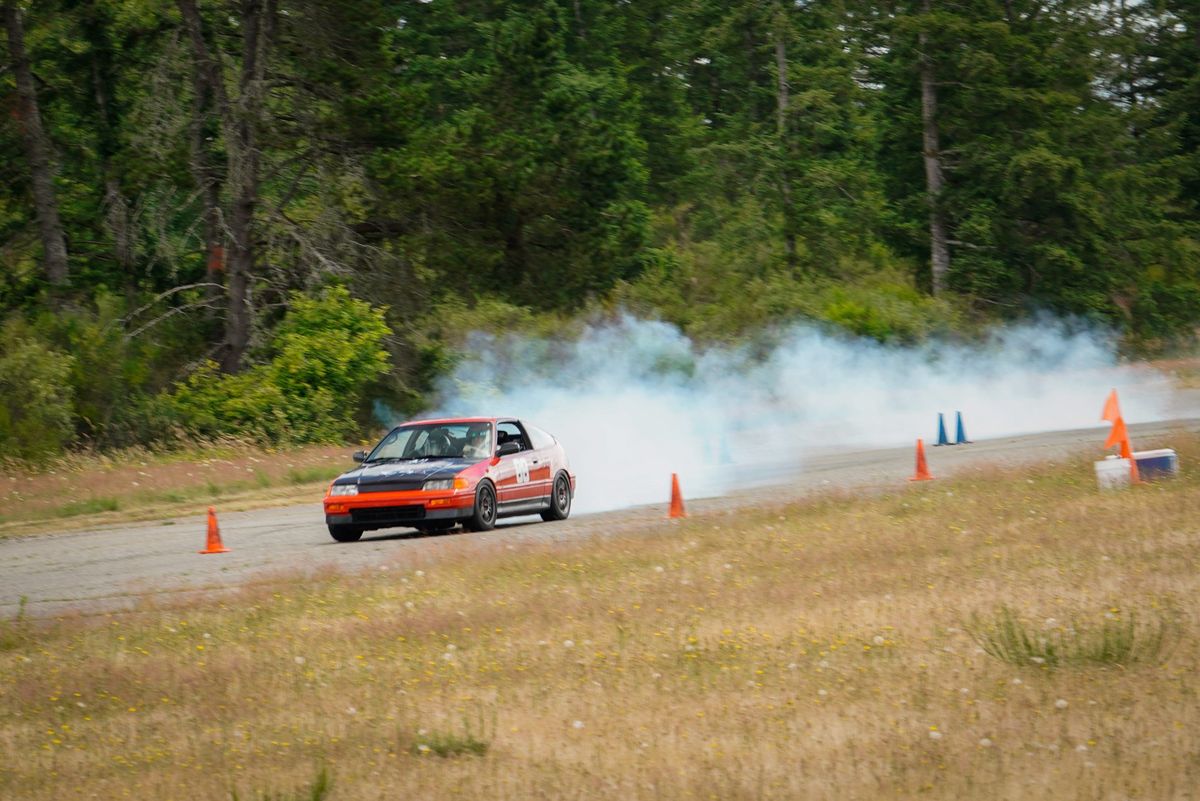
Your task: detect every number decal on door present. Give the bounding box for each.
[513,458,531,484]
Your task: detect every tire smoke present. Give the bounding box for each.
[425,315,1183,514]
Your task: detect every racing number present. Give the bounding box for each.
[513,457,531,484]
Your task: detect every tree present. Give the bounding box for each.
[176,0,278,373]
[917,0,950,294]
[3,0,69,287]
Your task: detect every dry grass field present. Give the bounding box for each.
[0,440,353,536]
[1,438,1198,800]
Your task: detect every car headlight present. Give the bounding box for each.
[423,477,468,491]
[329,484,358,496]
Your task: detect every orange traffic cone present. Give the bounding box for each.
[909,438,934,481]
[1104,413,1141,483]
[199,506,229,554]
[1101,388,1121,424]
[668,473,687,518]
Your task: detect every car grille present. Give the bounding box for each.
[358,480,424,493]
[351,505,426,524]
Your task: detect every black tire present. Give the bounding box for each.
[541,472,572,521]
[328,524,364,543]
[465,481,497,532]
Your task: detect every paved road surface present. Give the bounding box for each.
[2,419,1196,618]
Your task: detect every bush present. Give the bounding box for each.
[168,286,391,444]
[817,279,956,344]
[0,319,76,459]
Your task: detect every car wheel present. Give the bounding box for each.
[465,481,497,532]
[541,472,572,521]
[328,524,364,543]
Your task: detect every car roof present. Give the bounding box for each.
[397,416,513,426]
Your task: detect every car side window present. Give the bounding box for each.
[526,424,555,450]
[496,421,531,452]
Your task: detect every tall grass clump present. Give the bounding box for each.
[409,715,493,758]
[0,597,30,652]
[230,767,331,801]
[967,605,1179,668]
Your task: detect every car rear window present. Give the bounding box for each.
[526,424,555,450]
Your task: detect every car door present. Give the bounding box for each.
[494,421,545,508]
[521,421,556,501]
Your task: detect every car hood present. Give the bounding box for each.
[333,458,477,491]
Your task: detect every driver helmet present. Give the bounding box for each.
[467,425,490,451]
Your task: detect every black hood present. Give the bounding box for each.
[333,458,475,493]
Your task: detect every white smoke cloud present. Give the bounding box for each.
[425,314,1183,514]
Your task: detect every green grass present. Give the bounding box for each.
[285,465,341,485]
[967,604,1178,668]
[53,496,119,517]
[410,730,490,758]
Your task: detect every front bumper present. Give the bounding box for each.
[325,506,469,527]
[324,490,474,529]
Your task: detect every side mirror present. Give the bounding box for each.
[496,441,521,457]
[352,450,367,463]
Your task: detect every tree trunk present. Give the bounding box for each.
[180,3,225,310]
[919,0,950,295]
[3,1,69,287]
[773,6,796,269]
[84,12,136,284]
[176,0,275,373]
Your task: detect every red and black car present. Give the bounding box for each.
[322,417,575,542]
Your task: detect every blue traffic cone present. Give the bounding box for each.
[954,411,971,444]
[934,412,950,446]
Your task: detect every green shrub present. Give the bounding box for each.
[817,280,955,344]
[168,287,391,444]
[0,319,76,458]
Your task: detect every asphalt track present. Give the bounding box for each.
[2,418,1197,618]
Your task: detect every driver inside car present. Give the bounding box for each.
[462,424,492,460]
[414,428,452,457]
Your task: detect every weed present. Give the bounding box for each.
[231,767,331,801]
[967,605,1178,668]
[410,716,492,758]
[0,597,29,651]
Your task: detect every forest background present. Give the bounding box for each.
[1,0,1198,460]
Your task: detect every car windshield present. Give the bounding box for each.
[366,422,494,461]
